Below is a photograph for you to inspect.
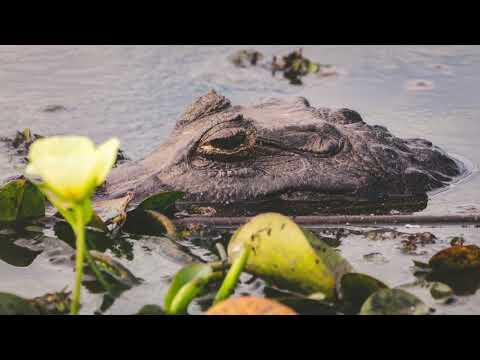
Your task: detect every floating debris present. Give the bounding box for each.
[0,289,72,315]
[1,128,129,167]
[30,288,72,315]
[429,244,480,273]
[229,48,334,85]
[43,105,68,113]
[0,128,43,161]
[429,63,452,75]
[274,48,322,85]
[406,79,435,91]
[229,49,264,68]
[363,252,389,264]
[412,241,480,295]
[401,232,436,253]
[449,236,465,247]
[115,149,130,166]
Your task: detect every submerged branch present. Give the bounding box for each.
[173,214,480,227]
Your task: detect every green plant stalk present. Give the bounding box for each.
[168,277,209,315]
[167,271,223,315]
[70,205,86,315]
[213,245,250,305]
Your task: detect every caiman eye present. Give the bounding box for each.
[197,127,256,157]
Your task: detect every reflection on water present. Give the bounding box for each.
[0,45,479,314]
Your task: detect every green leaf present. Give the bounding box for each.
[164,263,214,315]
[303,228,354,291]
[135,191,184,213]
[360,288,430,315]
[227,213,353,300]
[0,292,40,315]
[0,179,45,222]
[340,273,388,312]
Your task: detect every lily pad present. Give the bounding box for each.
[134,191,184,213]
[164,263,215,315]
[430,282,453,300]
[340,273,388,313]
[227,213,353,300]
[136,304,165,315]
[0,179,45,222]
[206,296,297,315]
[360,288,430,315]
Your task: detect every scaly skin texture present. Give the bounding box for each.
[101,90,464,207]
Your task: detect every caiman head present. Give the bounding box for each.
[103,90,464,215]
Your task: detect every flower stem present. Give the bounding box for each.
[213,246,250,305]
[70,207,86,315]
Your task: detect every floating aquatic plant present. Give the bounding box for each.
[163,213,354,314]
[227,213,353,299]
[0,178,45,222]
[25,136,119,314]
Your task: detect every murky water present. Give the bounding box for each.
[0,45,479,314]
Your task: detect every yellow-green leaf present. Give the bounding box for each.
[0,179,45,222]
[227,213,352,300]
[360,288,429,315]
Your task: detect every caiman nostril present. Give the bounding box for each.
[300,135,343,155]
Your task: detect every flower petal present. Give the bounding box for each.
[94,138,120,186]
[28,136,96,164]
[26,136,98,201]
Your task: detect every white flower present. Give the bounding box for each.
[26,136,119,203]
